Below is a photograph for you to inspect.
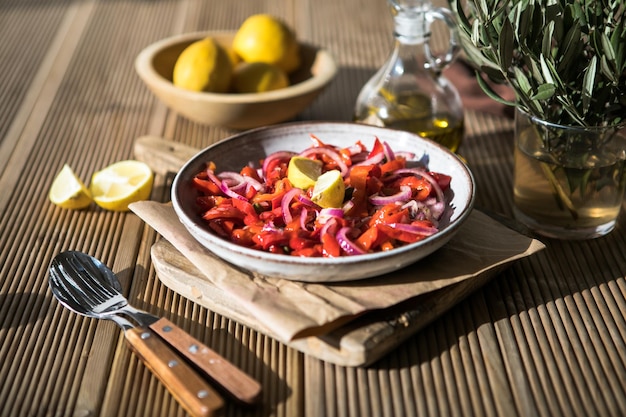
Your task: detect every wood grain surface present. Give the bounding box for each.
[1,0,626,416]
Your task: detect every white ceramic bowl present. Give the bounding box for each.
[171,122,475,282]
[135,31,337,130]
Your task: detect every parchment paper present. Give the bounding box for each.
[130,201,544,341]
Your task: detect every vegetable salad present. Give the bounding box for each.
[192,135,452,257]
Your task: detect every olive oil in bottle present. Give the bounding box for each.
[354,0,464,152]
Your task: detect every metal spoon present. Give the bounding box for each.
[49,251,261,409]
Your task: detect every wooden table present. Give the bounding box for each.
[2,0,626,416]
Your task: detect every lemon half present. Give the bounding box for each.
[49,164,93,210]
[311,170,345,208]
[288,156,323,190]
[90,160,153,211]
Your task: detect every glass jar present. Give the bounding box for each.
[513,108,626,239]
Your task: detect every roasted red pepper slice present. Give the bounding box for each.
[380,157,405,175]
[369,203,410,227]
[369,137,385,159]
[377,221,434,244]
[202,205,246,222]
[193,177,221,195]
[397,175,432,200]
[429,172,451,190]
[253,230,290,250]
[346,164,382,217]
[321,231,342,257]
[240,165,262,182]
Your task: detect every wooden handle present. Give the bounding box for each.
[150,317,262,405]
[133,135,200,176]
[125,328,225,417]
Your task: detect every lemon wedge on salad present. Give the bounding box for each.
[49,164,93,210]
[288,156,323,190]
[311,169,345,208]
[90,160,153,211]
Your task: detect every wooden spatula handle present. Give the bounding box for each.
[150,317,262,405]
[125,327,224,417]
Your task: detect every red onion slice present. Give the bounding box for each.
[320,216,339,237]
[300,147,349,177]
[281,188,302,224]
[382,141,395,161]
[336,227,366,255]
[207,170,247,201]
[369,185,412,206]
[298,194,322,210]
[394,169,445,207]
[262,151,296,178]
[218,172,247,193]
[387,222,439,237]
[242,175,266,192]
[300,208,310,230]
[317,207,344,224]
[354,152,384,167]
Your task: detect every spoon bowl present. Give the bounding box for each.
[49,251,127,318]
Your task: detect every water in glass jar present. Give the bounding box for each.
[513,129,626,239]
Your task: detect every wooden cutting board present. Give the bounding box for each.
[150,237,508,367]
[134,135,530,366]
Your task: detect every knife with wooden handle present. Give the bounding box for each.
[125,327,225,417]
[144,316,262,405]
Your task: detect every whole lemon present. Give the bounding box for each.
[232,14,301,74]
[173,37,233,93]
[214,38,241,68]
[232,62,289,93]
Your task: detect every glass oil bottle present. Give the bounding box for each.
[354,0,464,152]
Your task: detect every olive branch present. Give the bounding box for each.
[448,0,626,129]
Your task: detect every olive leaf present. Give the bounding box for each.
[582,55,597,114]
[499,18,514,71]
[531,83,555,101]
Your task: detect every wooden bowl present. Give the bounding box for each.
[135,31,337,130]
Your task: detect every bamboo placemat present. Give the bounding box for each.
[1,0,626,416]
